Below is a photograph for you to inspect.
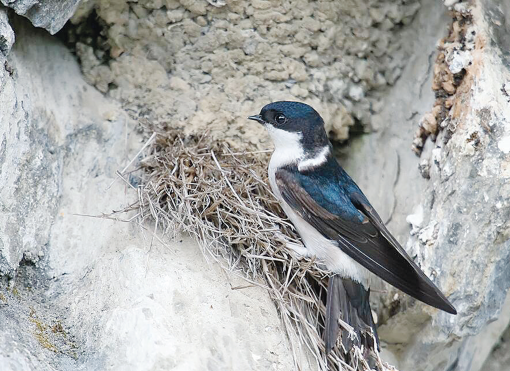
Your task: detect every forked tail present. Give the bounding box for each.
[325,275,379,355]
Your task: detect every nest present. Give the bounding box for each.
[123,124,396,371]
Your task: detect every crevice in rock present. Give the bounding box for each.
[57,9,111,66]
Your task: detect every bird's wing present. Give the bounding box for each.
[275,167,456,314]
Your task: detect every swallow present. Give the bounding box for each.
[249,101,456,354]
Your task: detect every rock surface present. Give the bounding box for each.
[0,8,14,56]
[0,17,297,371]
[482,320,510,371]
[0,0,80,34]
[343,1,510,370]
[62,0,422,148]
[1,0,510,371]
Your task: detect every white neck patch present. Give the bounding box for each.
[298,145,330,171]
[266,124,330,172]
[266,125,304,168]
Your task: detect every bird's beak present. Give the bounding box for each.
[248,115,265,125]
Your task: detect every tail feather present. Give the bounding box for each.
[325,275,379,354]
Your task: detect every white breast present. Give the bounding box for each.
[268,154,370,288]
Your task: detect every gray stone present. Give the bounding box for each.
[482,320,510,371]
[0,17,62,277]
[0,9,14,56]
[1,0,81,34]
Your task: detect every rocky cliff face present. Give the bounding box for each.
[0,15,295,371]
[1,1,509,370]
[343,2,510,370]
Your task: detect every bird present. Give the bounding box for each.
[248,101,456,355]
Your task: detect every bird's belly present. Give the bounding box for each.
[281,201,370,287]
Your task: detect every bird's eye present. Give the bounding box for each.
[275,114,286,125]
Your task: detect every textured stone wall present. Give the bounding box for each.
[1,0,510,370]
[63,0,421,148]
[0,14,63,277]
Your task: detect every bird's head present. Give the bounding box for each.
[248,101,329,152]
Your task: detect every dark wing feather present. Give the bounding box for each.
[275,168,457,315]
